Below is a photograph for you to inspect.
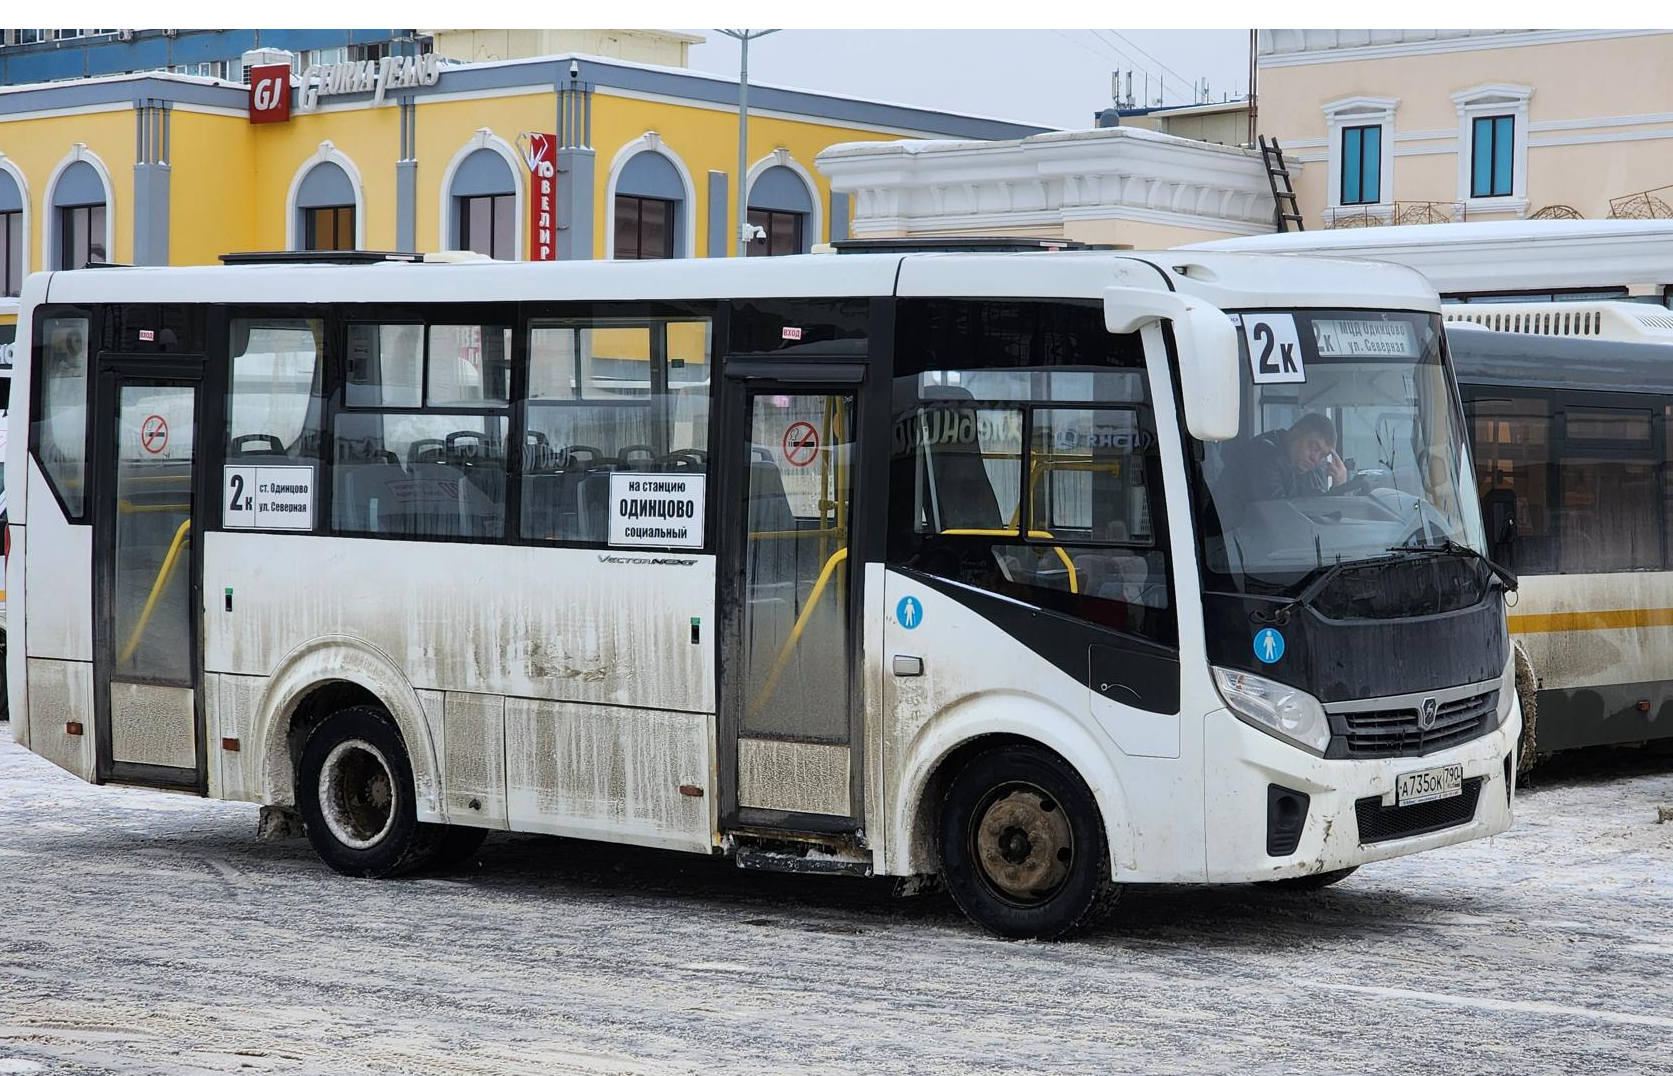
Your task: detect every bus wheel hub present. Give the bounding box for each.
[975,787,1073,902]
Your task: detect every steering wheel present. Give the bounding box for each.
[1333,472,1376,498]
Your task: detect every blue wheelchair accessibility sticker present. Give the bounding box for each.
[896,595,923,630]
[1253,627,1285,664]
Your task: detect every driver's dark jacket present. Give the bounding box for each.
[1215,430,1330,520]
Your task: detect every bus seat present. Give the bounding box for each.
[921,402,1005,531]
[337,460,408,534]
[575,469,613,543]
[1073,551,1151,603]
[458,470,503,538]
[402,460,469,536]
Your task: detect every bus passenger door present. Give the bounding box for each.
[91,362,205,791]
[717,368,867,838]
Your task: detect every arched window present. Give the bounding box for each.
[296,161,356,251]
[52,160,106,270]
[0,167,22,295]
[449,148,517,260]
[614,151,685,260]
[747,165,814,257]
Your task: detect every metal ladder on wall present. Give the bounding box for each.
[1258,136,1305,233]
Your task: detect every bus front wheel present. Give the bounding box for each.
[297,705,442,878]
[939,745,1117,940]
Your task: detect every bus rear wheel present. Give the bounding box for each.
[939,745,1116,940]
[297,705,441,878]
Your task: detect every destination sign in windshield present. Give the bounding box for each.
[1311,318,1421,359]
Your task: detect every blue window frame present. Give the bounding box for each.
[1341,125,1382,206]
[1472,115,1515,198]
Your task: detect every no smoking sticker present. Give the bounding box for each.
[783,421,820,468]
[140,415,169,454]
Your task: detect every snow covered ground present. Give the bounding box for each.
[2,721,1672,1076]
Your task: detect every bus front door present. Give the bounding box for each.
[91,363,205,791]
[718,372,866,838]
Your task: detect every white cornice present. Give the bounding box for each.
[1321,95,1400,118]
[1451,83,1534,107]
[818,126,1282,239]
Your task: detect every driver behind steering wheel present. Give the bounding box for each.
[1223,412,1353,504]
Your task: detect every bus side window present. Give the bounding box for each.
[332,319,510,540]
[33,313,90,518]
[888,299,1177,648]
[521,316,712,545]
[227,317,326,469]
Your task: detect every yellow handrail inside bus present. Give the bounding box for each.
[748,545,849,719]
[119,501,191,514]
[940,528,1079,594]
[117,519,191,667]
[747,526,846,541]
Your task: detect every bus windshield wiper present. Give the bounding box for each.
[1388,538,1518,592]
[1256,552,1399,625]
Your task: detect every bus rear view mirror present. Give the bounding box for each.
[1103,287,1240,442]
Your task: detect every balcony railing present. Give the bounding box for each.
[1607,185,1673,220]
[1325,201,1465,229]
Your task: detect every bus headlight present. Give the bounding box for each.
[1213,667,1332,755]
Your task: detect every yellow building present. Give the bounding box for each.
[1256,29,1673,228]
[0,48,1044,344]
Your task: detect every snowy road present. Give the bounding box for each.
[3,722,1672,1076]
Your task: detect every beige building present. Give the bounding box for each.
[1121,100,1249,146]
[425,29,704,67]
[1256,29,1673,228]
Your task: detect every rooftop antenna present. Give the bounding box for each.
[1125,70,1133,108]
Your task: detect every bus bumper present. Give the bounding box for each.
[1201,702,1519,883]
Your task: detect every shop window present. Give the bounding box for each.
[449,146,517,260]
[50,159,107,270]
[1472,115,1515,199]
[1340,125,1381,206]
[1,210,20,297]
[294,159,358,252]
[747,163,815,256]
[302,206,354,251]
[612,148,686,259]
[746,208,803,257]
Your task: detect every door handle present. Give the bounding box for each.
[892,655,924,677]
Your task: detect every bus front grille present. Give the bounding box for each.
[1335,690,1498,759]
[1355,777,1484,844]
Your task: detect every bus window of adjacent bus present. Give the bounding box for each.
[1467,393,1554,574]
[889,299,1175,646]
[1558,407,1658,573]
[522,316,712,545]
[34,314,90,518]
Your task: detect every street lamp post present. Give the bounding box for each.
[718,29,778,257]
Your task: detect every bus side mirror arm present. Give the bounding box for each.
[1104,287,1241,443]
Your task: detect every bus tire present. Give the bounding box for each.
[297,705,442,878]
[939,745,1117,941]
[1513,641,1539,776]
[1257,865,1359,890]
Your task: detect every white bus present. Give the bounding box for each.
[1188,218,1673,306]
[6,249,1520,938]
[1450,324,1673,757]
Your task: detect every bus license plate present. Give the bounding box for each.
[1396,764,1464,806]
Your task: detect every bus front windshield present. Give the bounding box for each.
[1194,309,1486,595]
